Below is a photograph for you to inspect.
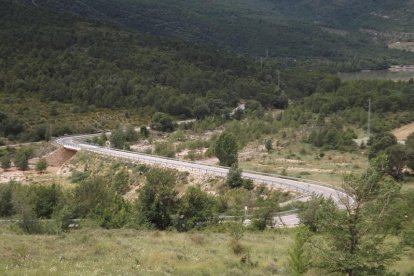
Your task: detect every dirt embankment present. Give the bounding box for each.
[392,122,414,141]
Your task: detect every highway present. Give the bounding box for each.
[55,134,351,227]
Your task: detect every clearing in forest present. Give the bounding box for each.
[392,122,414,141]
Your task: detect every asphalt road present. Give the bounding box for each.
[56,134,351,226]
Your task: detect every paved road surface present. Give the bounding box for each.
[56,134,351,226]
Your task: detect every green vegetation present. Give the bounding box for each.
[298,156,414,275]
[35,158,48,173]
[20,0,414,71]
[0,153,11,170]
[215,132,239,167]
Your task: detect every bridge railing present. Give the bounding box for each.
[56,135,346,197]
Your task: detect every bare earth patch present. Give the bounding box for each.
[392,122,414,141]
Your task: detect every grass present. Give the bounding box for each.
[0,226,293,275]
[240,141,368,188]
[0,225,413,275]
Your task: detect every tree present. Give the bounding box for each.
[140,126,149,138]
[302,155,404,275]
[215,132,238,167]
[35,158,48,174]
[125,125,138,142]
[15,148,30,171]
[406,132,414,150]
[150,112,175,132]
[33,184,62,218]
[135,169,178,230]
[110,128,126,149]
[0,181,16,217]
[0,154,11,171]
[226,164,243,189]
[288,227,311,275]
[385,144,407,179]
[175,187,217,231]
[265,139,273,152]
[368,132,397,159]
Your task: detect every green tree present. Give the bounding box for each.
[175,187,217,231]
[303,155,404,275]
[0,181,16,217]
[385,144,407,179]
[215,132,238,166]
[150,112,175,132]
[72,177,112,218]
[110,128,126,149]
[125,125,138,142]
[288,227,311,275]
[12,186,42,234]
[140,126,149,138]
[406,132,414,150]
[0,154,11,171]
[135,169,178,230]
[14,148,31,171]
[226,164,243,189]
[265,139,273,152]
[35,158,48,174]
[33,184,62,218]
[368,132,397,159]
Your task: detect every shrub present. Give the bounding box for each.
[215,132,238,167]
[226,164,243,189]
[35,158,48,173]
[154,142,175,158]
[175,187,217,231]
[0,181,16,217]
[135,169,178,230]
[14,148,32,171]
[0,154,11,170]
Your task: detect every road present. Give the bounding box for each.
[55,134,351,226]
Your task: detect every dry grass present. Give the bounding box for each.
[0,226,412,275]
[240,141,368,188]
[0,226,294,275]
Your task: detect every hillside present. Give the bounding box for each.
[15,0,414,71]
[273,0,414,32]
[0,0,288,141]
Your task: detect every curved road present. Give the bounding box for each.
[56,134,351,226]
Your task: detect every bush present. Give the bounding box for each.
[151,112,175,132]
[12,186,42,234]
[0,181,16,217]
[154,142,176,158]
[15,148,32,171]
[135,169,178,230]
[226,164,243,189]
[0,154,11,170]
[175,187,217,231]
[35,158,48,173]
[215,132,238,167]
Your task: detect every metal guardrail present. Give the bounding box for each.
[55,135,348,199]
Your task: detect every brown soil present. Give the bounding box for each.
[392,122,414,141]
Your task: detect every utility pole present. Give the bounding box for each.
[367,98,371,137]
[266,49,269,59]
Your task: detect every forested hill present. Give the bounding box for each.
[15,0,414,71]
[273,0,414,32]
[0,0,289,114]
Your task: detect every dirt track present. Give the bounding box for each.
[392,122,414,141]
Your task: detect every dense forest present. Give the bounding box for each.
[1,0,414,144]
[15,0,414,71]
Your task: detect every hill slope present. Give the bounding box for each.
[15,0,414,70]
[0,0,288,141]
